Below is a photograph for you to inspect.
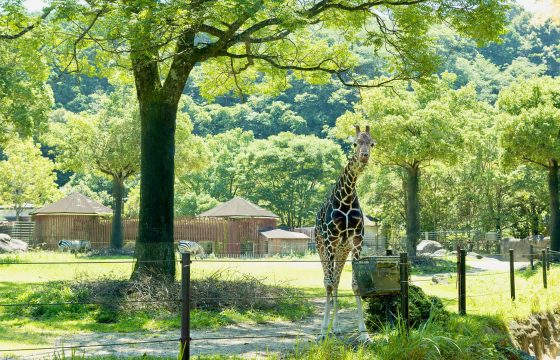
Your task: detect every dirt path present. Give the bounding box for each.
[21,301,360,360]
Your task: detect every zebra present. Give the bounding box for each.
[58,240,91,253]
[177,240,206,258]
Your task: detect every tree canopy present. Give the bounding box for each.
[498,77,560,250]
[0,139,59,220]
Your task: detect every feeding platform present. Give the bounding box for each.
[352,256,401,297]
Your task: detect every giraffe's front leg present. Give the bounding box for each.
[317,236,335,341]
[351,236,371,343]
[319,280,333,340]
[331,252,350,335]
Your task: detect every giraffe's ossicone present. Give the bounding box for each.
[315,125,375,341]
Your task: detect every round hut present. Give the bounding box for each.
[31,193,112,249]
[197,197,279,256]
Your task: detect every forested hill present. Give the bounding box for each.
[50,6,559,139]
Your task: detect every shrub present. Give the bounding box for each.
[365,285,447,332]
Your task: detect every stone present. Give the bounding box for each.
[431,249,448,257]
[0,233,11,242]
[467,251,484,259]
[416,240,443,255]
[431,274,450,284]
[0,236,28,253]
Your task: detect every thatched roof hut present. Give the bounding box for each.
[31,193,112,248]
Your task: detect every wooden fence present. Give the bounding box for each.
[33,216,277,255]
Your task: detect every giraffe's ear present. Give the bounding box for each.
[365,125,370,133]
[355,125,360,137]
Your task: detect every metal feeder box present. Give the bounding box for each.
[352,256,400,297]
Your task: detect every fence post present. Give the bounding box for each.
[386,249,393,256]
[509,249,515,301]
[399,252,409,333]
[458,249,466,315]
[530,244,534,271]
[542,249,548,289]
[180,252,191,360]
[546,247,551,270]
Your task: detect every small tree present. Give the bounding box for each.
[498,77,560,250]
[237,132,344,227]
[0,139,59,220]
[46,89,140,249]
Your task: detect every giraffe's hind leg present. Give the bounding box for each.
[316,233,334,340]
[351,235,371,343]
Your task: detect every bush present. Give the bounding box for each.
[365,285,447,332]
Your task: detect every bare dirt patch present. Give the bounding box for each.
[21,300,360,359]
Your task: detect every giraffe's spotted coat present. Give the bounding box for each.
[314,126,374,340]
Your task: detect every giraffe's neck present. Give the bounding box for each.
[332,155,366,206]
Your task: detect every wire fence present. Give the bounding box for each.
[0,247,555,359]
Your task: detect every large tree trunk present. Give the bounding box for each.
[406,163,420,256]
[110,177,124,249]
[132,96,178,280]
[549,160,560,251]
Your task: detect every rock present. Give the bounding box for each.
[502,237,521,243]
[431,249,448,257]
[416,240,443,255]
[431,274,450,284]
[525,235,544,242]
[467,251,484,259]
[0,233,10,242]
[0,237,28,253]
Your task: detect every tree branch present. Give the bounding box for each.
[219,50,341,73]
[305,0,427,17]
[522,156,549,169]
[0,7,52,40]
[226,18,283,45]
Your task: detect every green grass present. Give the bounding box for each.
[0,252,317,352]
[1,252,558,359]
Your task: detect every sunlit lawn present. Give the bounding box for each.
[1,252,559,353]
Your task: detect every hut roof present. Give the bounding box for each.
[198,197,279,219]
[260,229,309,240]
[31,193,112,216]
[364,216,377,226]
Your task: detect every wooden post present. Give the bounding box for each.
[400,252,409,333]
[180,252,191,360]
[546,247,551,270]
[542,249,548,289]
[458,249,466,315]
[509,249,515,301]
[530,244,534,271]
[386,249,393,256]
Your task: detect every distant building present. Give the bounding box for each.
[198,197,278,255]
[31,193,112,248]
[259,228,310,255]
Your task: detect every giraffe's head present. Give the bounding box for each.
[352,125,375,164]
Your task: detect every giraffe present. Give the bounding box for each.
[315,125,375,342]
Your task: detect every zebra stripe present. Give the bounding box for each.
[58,240,91,252]
[177,240,205,256]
